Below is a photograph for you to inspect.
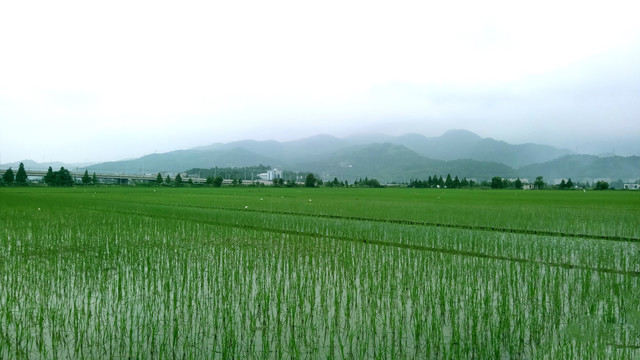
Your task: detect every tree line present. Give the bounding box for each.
[2,164,624,190]
[408,174,476,189]
[0,163,100,187]
[1,163,28,185]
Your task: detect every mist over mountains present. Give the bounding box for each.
[4,130,640,183]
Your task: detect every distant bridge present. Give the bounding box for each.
[17,170,209,185]
[0,169,271,185]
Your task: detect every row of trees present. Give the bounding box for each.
[489,176,530,189]
[353,177,383,188]
[154,173,197,187]
[45,167,99,186]
[1,163,28,185]
[1,164,98,187]
[408,174,476,189]
[2,164,623,190]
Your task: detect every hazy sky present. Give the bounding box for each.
[1,1,639,164]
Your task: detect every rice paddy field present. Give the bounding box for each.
[1,187,639,359]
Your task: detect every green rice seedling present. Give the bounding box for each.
[0,187,638,358]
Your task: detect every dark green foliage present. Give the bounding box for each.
[491,176,504,189]
[534,176,545,190]
[354,177,383,188]
[445,174,453,188]
[82,170,92,184]
[44,167,54,185]
[453,176,460,188]
[3,168,15,184]
[213,176,223,188]
[91,172,98,185]
[324,177,347,188]
[156,173,164,185]
[175,174,183,186]
[408,175,474,188]
[558,178,574,190]
[594,181,609,190]
[16,163,27,184]
[49,167,73,187]
[514,178,523,189]
[41,166,73,186]
[305,173,317,188]
[164,175,172,185]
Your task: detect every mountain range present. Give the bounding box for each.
[4,130,639,183]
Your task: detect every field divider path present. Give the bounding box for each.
[232,206,640,243]
[67,203,640,278]
[100,199,640,243]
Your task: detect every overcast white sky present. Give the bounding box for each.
[1,0,639,164]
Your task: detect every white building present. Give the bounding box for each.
[258,168,282,181]
[624,184,639,190]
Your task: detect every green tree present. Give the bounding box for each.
[534,176,545,190]
[82,170,91,185]
[213,175,223,188]
[453,176,460,189]
[490,176,503,189]
[44,166,54,185]
[595,180,609,190]
[91,172,98,185]
[2,168,15,184]
[566,178,574,189]
[16,163,27,184]
[156,173,164,185]
[165,175,172,185]
[305,173,317,188]
[175,173,183,186]
[445,174,453,188]
[514,178,523,189]
[54,167,73,186]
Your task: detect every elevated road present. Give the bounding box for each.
[0,168,266,185]
[13,170,208,184]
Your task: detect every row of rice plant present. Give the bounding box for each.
[1,188,638,358]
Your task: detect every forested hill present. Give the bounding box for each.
[70,130,640,182]
[518,155,640,181]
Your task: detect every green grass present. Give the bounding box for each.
[1,187,639,358]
